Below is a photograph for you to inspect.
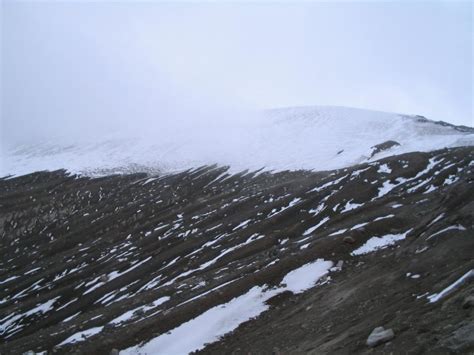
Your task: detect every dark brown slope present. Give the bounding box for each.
[0,146,473,354]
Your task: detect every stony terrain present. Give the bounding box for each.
[0,146,473,354]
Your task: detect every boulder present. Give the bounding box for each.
[343,236,355,244]
[462,295,474,309]
[367,326,395,347]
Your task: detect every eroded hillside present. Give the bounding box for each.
[0,147,473,354]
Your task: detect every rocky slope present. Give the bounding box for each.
[0,146,473,354]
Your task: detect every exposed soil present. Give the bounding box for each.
[0,147,473,354]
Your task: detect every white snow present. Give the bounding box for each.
[377,164,392,174]
[443,175,459,185]
[423,185,437,194]
[309,174,347,193]
[206,224,222,232]
[351,222,368,230]
[0,275,19,285]
[287,197,301,207]
[303,217,330,236]
[163,235,263,287]
[427,269,474,303]
[58,326,104,346]
[341,200,363,213]
[376,180,398,198]
[1,297,59,335]
[122,259,333,355]
[232,219,252,231]
[176,279,241,308]
[121,287,269,355]
[245,233,265,244]
[308,203,326,216]
[84,257,152,294]
[415,246,429,254]
[426,225,466,241]
[406,157,444,193]
[3,106,472,177]
[373,214,394,222]
[62,312,81,323]
[109,296,170,325]
[280,259,333,293]
[351,229,412,256]
[427,213,445,226]
[351,167,371,177]
[268,198,302,217]
[373,157,448,199]
[329,228,347,236]
[143,178,158,185]
[26,297,59,315]
[23,267,41,275]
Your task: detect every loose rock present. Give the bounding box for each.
[462,295,474,309]
[367,326,395,347]
[343,236,355,244]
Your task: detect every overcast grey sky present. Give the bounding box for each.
[1,1,473,144]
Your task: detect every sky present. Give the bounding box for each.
[1,1,473,145]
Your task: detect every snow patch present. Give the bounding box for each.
[341,200,363,213]
[122,259,333,355]
[377,164,392,174]
[3,106,473,177]
[351,230,412,256]
[58,326,104,346]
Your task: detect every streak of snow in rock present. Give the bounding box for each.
[58,326,104,346]
[426,225,466,240]
[427,270,474,303]
[351,230,412,256]
[303,217,330,236]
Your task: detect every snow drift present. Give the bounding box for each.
[1,106,473,177]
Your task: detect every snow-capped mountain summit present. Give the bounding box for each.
[2,106,473,177]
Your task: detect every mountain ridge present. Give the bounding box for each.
[2,106,473,177]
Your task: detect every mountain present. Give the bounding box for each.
[2,106,473,177]
[0,107,473,354]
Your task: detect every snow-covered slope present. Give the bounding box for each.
[2,106,473,176]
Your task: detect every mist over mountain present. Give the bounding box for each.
[2,106,473,178]
[1,1,473,354]
[2,1,472,150]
